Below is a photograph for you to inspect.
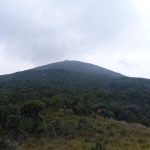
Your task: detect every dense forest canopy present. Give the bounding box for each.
[0,61,150,125]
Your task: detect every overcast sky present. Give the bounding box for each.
[0,0,150,78]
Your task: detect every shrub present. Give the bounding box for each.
[0,105,19,129]
[7,115,22,130]
[21,100,46,132]
[0,138,19,150]
[91,139,107,150]
[50,96,63,109]
[21,100,45,120]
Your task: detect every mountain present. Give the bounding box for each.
[0,60,150,126]
[1,60,150,150]
[33,60,123,77]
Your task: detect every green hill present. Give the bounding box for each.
[0,61,150,125]
[0,60,150,149]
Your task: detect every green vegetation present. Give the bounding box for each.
[1,61,150,149]
[0,69,150,125]
[1,104,150,150]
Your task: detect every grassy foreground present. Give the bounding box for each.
[19,109,150,150]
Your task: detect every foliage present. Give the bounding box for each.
[91,139,107,150]
[0,105,19,129]
[50,95,63,109]
[1,63,150,149]
[7,114,22,130]
[0,138,19,150]
[21,100,45,120]
[0,69,150,125]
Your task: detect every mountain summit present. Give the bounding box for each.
[33,60,123,77]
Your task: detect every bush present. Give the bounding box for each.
[72,104,90,115]
[91,138,107,150]
[21,100,45,120]
[0,105,19,129]
[21,100,46,133]
[50,96,63,109]
[7,115,22,130]
[0,138,19,150]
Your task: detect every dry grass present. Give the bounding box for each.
[20,110,150,150]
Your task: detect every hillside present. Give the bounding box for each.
[1,60,150,149]
[1,108,150,150]
[20,109,150,150]
[0,61,150,125]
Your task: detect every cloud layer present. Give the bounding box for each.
[0,0,150,78]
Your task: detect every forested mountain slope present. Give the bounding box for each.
[0,61,150,125]
[1,60,150,149]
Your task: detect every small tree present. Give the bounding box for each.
[0,105,19,129]
[21,100,45,120]
[21,100,45,132]
[7,115,22,131]
[50,96,63,109]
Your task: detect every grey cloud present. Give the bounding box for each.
[0,0,138,65]
[118,60,138,67]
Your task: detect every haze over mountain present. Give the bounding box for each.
[33,60,123,77]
